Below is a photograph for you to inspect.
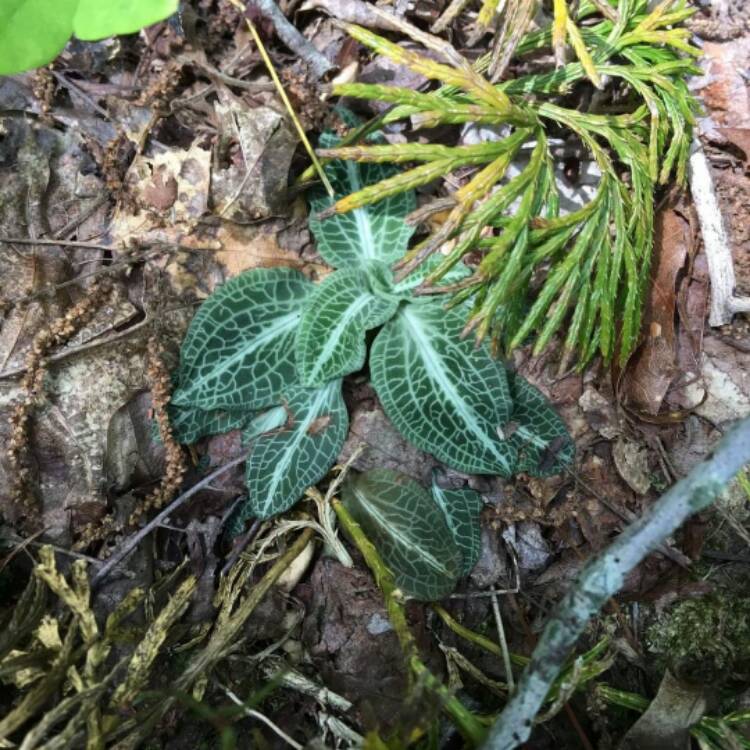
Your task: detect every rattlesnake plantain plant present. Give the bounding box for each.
[315,0,700,367]
[169,134,573,536]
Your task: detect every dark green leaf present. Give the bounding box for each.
[241,380,349,521]
[370,301,517,475]
[173,268,313,412]
[431,474,483,577]
[295,268,397,387]
[308,132,416,268]
[167,404,251,446]
[342,469,462,600]
[505,371,575,476]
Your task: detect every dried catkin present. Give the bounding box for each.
[8,280,114,529]
[128,336,187,526]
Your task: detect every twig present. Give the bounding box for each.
[220,686,303,750]
[491,587,515,693]
[236,0,332,78]
[50,70,111,119]
[91,453,249,588]
[221,517,263,575]
[0,318,152,381]
[431,0,476,33]
[688,138,750,326]
[481,416,750,750]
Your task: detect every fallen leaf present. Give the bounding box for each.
[683,337,750,424]
[299,0,402,29]
[697,39,750,129]
[718,127,750,165]
[612,438,652,495]
[623,203,690,415]
[110,138,212,248]
[211,93,297,222]
[619,671,707,750]
[213,222,328,280]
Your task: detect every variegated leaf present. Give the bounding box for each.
[430,473,483,577]
[505,371,575,476]
[342,468,461,600]
[370,302,517,475]
[308,132,416,268]
[172,268,312,411]
[295,268,397,387]
[240,380,349,521]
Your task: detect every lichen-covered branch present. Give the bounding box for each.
[482,416,750,750]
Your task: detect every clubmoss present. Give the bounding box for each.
[647,595,750,683]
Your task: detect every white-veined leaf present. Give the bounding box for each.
[431,472,483,577]
[295,268,397,387]
[370,302,517,475]
[308,132,416,268]
[342,468,462,600]
[172,268,312,411]
[241,380,349,521]
[505,371,575,476]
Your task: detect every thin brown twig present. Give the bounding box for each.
[91,452,250,588]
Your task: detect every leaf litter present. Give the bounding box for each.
[1,2,750,749]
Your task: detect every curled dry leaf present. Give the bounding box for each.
[623,203,690,416]
[619,671,707,750]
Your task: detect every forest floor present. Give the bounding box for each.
[1,1,750,748]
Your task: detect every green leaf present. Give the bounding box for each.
[431,473,483,577]
[295,268,398,387]
[0,0,177,75]
[504,371,575,476]
[73,0,178,41]
[370,302,517,475]
[308,133,416,268]
[0,0,76,75]
[342,469,462,600]
[241,380,349,521]
[167,404,251,446]
[173,268,313,412]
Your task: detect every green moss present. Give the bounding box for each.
[647,595,750,683]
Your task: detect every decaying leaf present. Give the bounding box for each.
[623,204,690,415]
[110,138,212,248]
[619,671,707,750]
[612,438,652,496]
[211,95,297,221]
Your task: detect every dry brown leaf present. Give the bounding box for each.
[211,94,297,222]
[698,39,750,129]
[619,671,707,750]
[718,127,750,164]
[612,438,651,495]
[682,337,750,424]
[623,204,690,415]
[213,223,328,279]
